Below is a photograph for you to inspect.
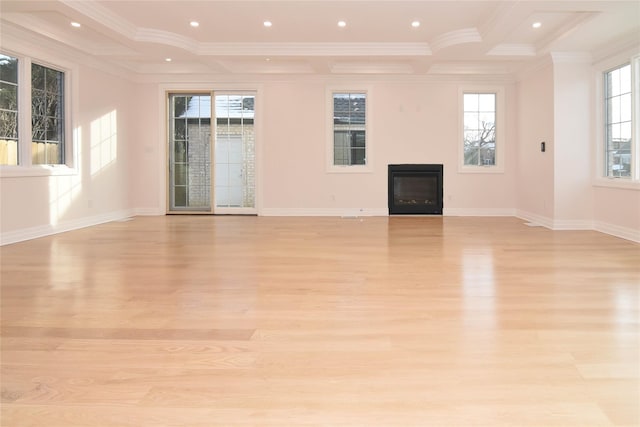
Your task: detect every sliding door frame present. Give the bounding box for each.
[161,86,262,216]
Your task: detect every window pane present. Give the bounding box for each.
[32,64,64,164]
[479,112,495,127]
[464,112,478,129]
[46,96,62,117]
[0,110,18,139]
[45,117,60,142]
[464,92,496,166]
[31,64,45,90]
[478,94,495,111]
[45,67,61,94]
[610,96,621,123]
[0,82,17,110]
[0,55,19,166]
[174,186,187,207]
[604,64,632,178]
[620,93,632,122]
[333,92,366,166]
[174,139,186,162]
[463,94,478,111]
[174,119,186,140]
[0,54,18,84]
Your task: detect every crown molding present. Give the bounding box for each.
[430,28,482,54]
[427,62,514,76]
[487,43,536,57]
[197,42,431,57]
[60,0,138,39]
[135,28,199,52]
[330,62,414,74]
[0,21,135,82]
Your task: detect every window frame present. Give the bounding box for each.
[326,86,372,173]
[458,86,505,174]
[0,53,19,165]
[594,53,640,189]
[0,49,76,178]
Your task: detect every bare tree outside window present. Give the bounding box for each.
[32,63,64,165]
[463,93,496,166]
[0,54,18,165]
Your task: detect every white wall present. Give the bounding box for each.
[129,83,162,214]
[593,187,640,239]
[552,59,593,228]
[136,78,518,216]
[516,61,555,224]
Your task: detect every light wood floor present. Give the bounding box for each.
[1,216,638,426]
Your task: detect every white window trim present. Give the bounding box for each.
[593,53,640,190]
[457,86,505,174]
[0,49,78,178]
[326,85,373,173]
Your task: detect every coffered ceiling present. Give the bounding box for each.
[1,0,638,77]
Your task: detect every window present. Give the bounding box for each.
[0,51,70,172]
[333,92,366,166]
[463,93,496,166]
[458,87,504,173]
[0,54,18,165]
[604,63,633,178]
[31,63,65,165]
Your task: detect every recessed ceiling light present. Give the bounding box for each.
[190,21,199,27]
[338,21,346,28]
[71,22,81,28]
[532,22,542,29]
[411,21,420,28]
[265,58,271,62]
[263,21,272,27]
[165,58,172,62]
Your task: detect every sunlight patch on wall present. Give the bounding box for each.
[49,126,83,226]
[49,172,82,227]
[91,110,118,176]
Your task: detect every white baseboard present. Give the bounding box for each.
[517,210,592,230]
[133,207,164,216]
[262,207,519,217]
[444,208,517,216]
[517,210,639,243]
[594,221,640,243]
[0,209,134,246]
[516,210,555,229]
[260,208,389,217]
[551,219,594,230]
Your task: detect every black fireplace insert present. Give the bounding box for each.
[388,164,443,215]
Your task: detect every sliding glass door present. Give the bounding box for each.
[167,92,256,214]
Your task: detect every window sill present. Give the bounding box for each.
[593,177,640,191]
[457,165,504,174]
[0,165,78,179]
[326,165,373,174]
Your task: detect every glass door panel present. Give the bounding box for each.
[168,94,212,212]
[214,93,256,214]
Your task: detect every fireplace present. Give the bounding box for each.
[388,164,443,215]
